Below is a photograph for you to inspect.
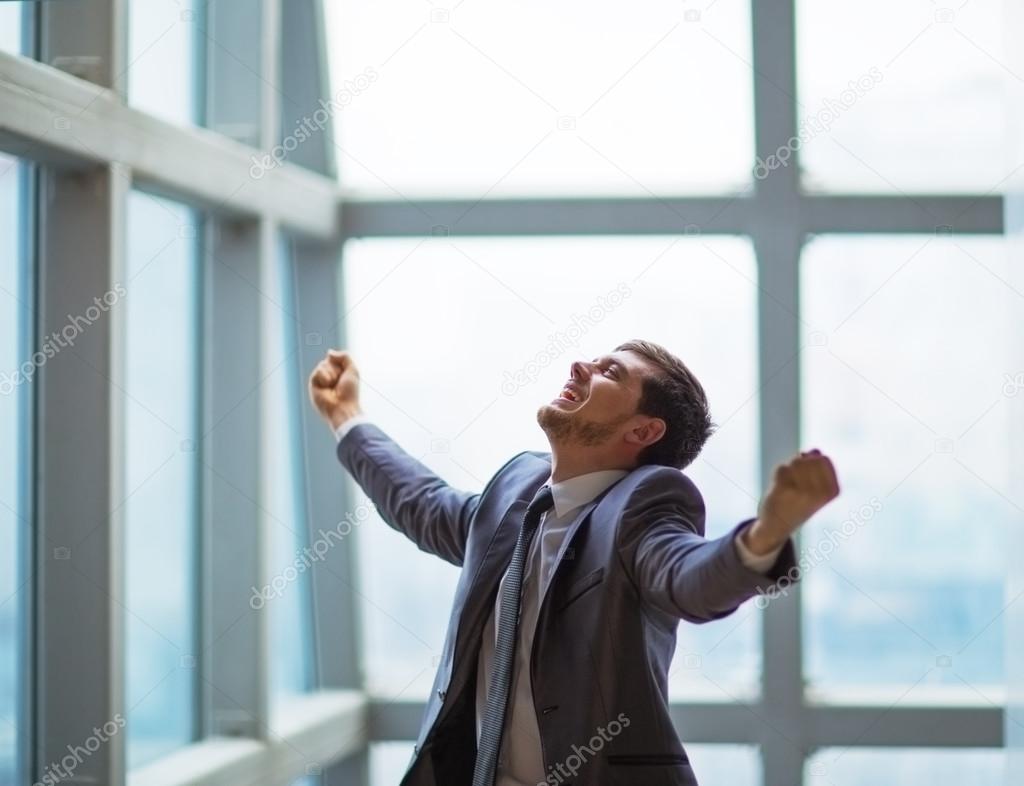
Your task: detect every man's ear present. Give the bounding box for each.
[625,417,666,448]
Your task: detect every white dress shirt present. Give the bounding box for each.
[333,416,781,785]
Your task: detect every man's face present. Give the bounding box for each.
[536,350,652,447]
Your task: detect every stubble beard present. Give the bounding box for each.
[536,404,630,448]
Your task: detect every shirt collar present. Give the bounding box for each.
[544,469,629,519]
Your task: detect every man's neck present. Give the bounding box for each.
[548,446,633,484]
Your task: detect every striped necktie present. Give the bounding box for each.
[472,484,555,786]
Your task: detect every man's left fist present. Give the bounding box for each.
[743,449,840,555]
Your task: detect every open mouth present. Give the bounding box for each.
[554,385,585,406]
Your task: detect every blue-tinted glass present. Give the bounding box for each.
[371,742,759,786]
[688,745,760,786]
[805,747,1004,784]
[0,3,21,54]
[268,236,314,701]
[801,235,1012,698]
[125,192,199,767]
[0,153,27,786]
[342,236,761,701]
[128,0,199,126]
[370,743,414,786]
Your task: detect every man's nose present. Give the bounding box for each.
[570,360,592,381]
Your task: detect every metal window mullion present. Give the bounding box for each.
[199,0,272,744]
[34,159,131,786]
[33,0,127,784]
[750,0,807,784]
[291,234,370,785]
[749,224,807,784]
[283,0,370,780]
[201,216,271,739]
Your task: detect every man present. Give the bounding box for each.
[308,339,839,786]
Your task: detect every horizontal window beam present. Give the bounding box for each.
[803,702,1005,749]
[129,690,368,786]
[368,698,1003,749]
[341,194,1003,238]
[800,194,1005,235]
[341,195,752,237]
[0,51,338,238]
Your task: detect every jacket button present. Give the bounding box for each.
[541,705,558,714]
[437,689,446,701]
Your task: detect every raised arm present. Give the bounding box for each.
[308,349,479,566]
[621,451,838,623]
[619,468,795,623]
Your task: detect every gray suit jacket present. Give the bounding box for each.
[336,422,799,786]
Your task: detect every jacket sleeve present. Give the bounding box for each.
[618,467,800,623]
[335,421,484,567]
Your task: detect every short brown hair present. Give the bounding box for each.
[614,339,716,470]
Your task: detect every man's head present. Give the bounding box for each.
[536,339,716,472]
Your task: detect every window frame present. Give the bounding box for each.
[0,0,1007,785]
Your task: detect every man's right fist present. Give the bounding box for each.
[308,349,363,430]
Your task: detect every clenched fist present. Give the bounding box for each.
[742,449,840,556]
[308,349,363,430]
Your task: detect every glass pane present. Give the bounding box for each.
[327,1,753,196]
[805,747,1004,785]
[796,0,1009,193]
[801,235,1013,700]
[0,3,21,54]
[371,742,759,786]
[687,744,760,786]
[267,236,315,701]
[0,153,27,785]
[125,192,199,767]
[342,236,760,701]
[128,0,199,126]
[371,742,415,786]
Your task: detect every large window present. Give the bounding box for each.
[342,235,762,700]
[326,0,754,196]
[331,1,1011,781]
[801,234,1011,698]
[124,191,201,768]
[0,0,1012,784]
[796,0,1009,193]
[0,153,28,786]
